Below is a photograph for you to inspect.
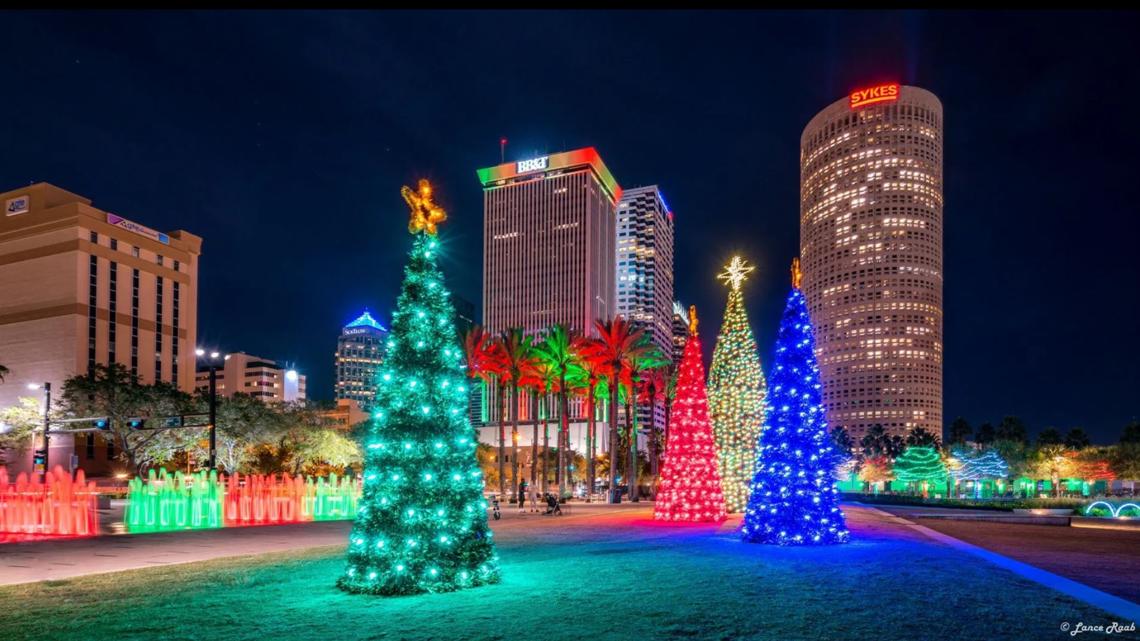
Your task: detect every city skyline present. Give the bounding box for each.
[0,12,1138,442]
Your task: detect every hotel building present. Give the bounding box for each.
[195,352,305,403]
[0,183,201,473]
[799,83,943,441]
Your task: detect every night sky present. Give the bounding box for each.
[2,11,1138,443]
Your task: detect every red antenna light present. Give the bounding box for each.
[500,137,507,163]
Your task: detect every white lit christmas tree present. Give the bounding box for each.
[707,255,768,513]
[338,180,500,595]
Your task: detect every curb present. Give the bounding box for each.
[857,504,1140,622]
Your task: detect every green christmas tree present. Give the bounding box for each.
[707,256,768,513]
[338,180,499,596]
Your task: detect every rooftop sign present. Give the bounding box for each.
[849,83,900,110]
[477,147,621,202]
[107,213,170,245]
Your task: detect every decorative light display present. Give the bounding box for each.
[653,305,727,523]
[708,255,768,513]
[0,466,98,537]
[338,181,499,596]
[892,446,948,494]
[949,448,1009,482]
[125,469,360,534]
[742,259,848,546]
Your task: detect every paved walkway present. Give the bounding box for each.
[0,502,649,586]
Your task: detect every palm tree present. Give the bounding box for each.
[638,366,668,498]
[533,324,581,497]
[498,328,536,503]
[588,317,654,503]
[462,325,506,497]
[622,346,666,503]
[574,340,609,501]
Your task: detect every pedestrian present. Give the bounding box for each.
[517,479,528,514]
[528,479,539,512]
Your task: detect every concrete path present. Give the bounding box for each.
[0,502,647,586]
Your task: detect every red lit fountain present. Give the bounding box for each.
[0,465,98,539]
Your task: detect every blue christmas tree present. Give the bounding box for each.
[741,259,848,546]
[338,180,499,595]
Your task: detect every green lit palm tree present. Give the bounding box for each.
[572,341,610,500]
[533,324,582,497]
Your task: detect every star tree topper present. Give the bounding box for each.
[401,178,447,235]
[717,256,755,292]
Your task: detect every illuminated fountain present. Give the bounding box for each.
[1084,500,1140,519]
[0,465,98,537]
[125,468,223,533]
[309,472,359,520]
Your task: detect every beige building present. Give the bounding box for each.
[799,84,944,441]
[0,183,201,472]
[195,351,306,404]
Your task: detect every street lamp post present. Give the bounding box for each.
[196,348,221,470]
[40,382,50,478]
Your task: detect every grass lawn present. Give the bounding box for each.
[0,507,1124,641]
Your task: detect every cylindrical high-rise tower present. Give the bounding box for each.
[799,83,943,442]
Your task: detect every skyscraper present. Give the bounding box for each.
[671,300,688,367]
[799,83,943,442]
[334,310,389,410]
[477,147,621,448]
[615,185,674,434]
[478,147,621,335]
[195,352,306,403]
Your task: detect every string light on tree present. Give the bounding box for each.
[708,255,768,513]
[338,180,499,596]
[653,305,727,523]
[742,258,848,546]
[892,446,947,497]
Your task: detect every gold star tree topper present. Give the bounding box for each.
[717,255,755,292]
[401,179,447,235]
[688,304,699,336]
[791,257,803,289]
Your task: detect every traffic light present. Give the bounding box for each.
[33,449,46,467]
[93,417,110,430]
[127,418,145,430]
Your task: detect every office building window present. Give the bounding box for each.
[132,246,140,258]
[172,281,180,384]
[108,261,118,365]
[110,238,118,251]
[155,276,164,382]
[131,268,140,378]
[88,255,98,374]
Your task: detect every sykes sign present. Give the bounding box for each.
[849,83,900,110]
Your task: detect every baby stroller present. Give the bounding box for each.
[542,492,562,516]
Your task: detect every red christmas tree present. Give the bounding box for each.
[654,306,727,523]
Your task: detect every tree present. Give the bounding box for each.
[59,363,193,474]
[0,397,43,464]
[532,324,581,497]
[1109,444,1140,489]
[188,392,281,473]
[860,425,904,459]
[278,403,358,475]
[858,456,894,491]
[339,181,498,595]
[1121,421,1140,445]
[653,306,726,523]
[587,316,654,503]
[892,446,947,496]
[1036,427,1063,447]
[996,416,1028,445]
[1032,445,1075,498]
[742,265,848,546]
[573,340,609,499]
[906,427,940,448]
[1064,428,1091,450]
[637,366,668,498]
[975,422,996,446]
[620,340,665,502]
[946,417,972,445]
[706,256,768,513]
[498,327,536,502]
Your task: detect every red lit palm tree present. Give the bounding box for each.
[573,338,610,501]
[462,325,505,496]
[638,365,669,499]
[588,317,655,503]
[498,327,536,502]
